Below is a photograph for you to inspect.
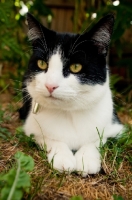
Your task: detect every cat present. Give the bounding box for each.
[19,13,123,177]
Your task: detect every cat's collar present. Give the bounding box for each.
[33,102,39,114]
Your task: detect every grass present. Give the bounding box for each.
[0,93,132,200]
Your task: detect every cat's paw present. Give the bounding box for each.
[75,144,101,177]
[48,149,76,173]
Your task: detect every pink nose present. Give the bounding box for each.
[45,84,58,93]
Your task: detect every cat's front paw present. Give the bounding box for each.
[75,145,101,177]
[48,150,76,173]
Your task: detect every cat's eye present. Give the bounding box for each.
[37,60,48,70]
[70,64,82,73]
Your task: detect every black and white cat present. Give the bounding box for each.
[19,13,123,176]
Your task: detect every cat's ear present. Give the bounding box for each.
[89,14,114,45]
[26,13,55,42]
[85,14,114,53]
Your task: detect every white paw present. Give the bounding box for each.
[75,145,101,177]
[48,149,76,173]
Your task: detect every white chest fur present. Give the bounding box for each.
[24,96,123,176]
[32,108,101,150]
[24,85,123,150]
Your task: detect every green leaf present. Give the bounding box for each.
[1,187,11,200]
[16,171,31,191]
[70,196,83,200]
[9,190,23,200]
[15,151,34,171]
[0,151,34,200]
[1,168,16,186]
[0,127,11,140]
[113,194,124,200]
[1,188,23,200]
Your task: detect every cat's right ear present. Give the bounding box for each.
[26,13,55,43]
[26,13,44,42]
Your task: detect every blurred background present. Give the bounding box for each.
[0,0,132,115]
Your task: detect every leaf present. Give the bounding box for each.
[1,188,23,200]
[0,151,34,200]
[0,127,11,140]
[1,168,16,186]
[9,190,23,200]
[113,194,124,200]
[70,196,83,200]
[15,151,34,171]
[16,171,31,191]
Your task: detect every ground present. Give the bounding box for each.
[0,91,132,200]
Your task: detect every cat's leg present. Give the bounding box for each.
[45,138,76,173]
[75,141,104,177]
[24,114,45,148]
[24,114,76,173]
[106,123,124,138]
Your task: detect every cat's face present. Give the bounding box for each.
[25,13,114,110]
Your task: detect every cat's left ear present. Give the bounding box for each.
[85,14,115,53]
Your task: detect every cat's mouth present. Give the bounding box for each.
[49,96,57,99]
[47,95,62,101]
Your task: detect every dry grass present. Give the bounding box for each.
[0,94,132,200]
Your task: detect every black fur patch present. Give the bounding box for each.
[112,109,122,124]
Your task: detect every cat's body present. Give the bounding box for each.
[19,13,123,176]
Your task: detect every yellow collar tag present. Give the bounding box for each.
[33,102,39,114]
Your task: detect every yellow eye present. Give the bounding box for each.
[70,64,82,73]
[37,60,48,70]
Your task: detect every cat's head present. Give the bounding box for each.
[25,13,114,110]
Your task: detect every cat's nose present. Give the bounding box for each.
[45,84,58,93]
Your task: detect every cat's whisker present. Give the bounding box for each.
[71,40,89,54]
[13,87,23,92]
[18,93,30,102]
[24,49,33,54]
[38,24,48,52]
[72,50,86,59]
[15,94,31,105]
[37,40,47,52]
[25,45,46,56]
[70,26,90,54]
[33,47,45,55]
[34,91,75,100]
[9,79,23,84]
[12,90,23,99]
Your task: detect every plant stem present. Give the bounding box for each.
[7,159,21,200]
